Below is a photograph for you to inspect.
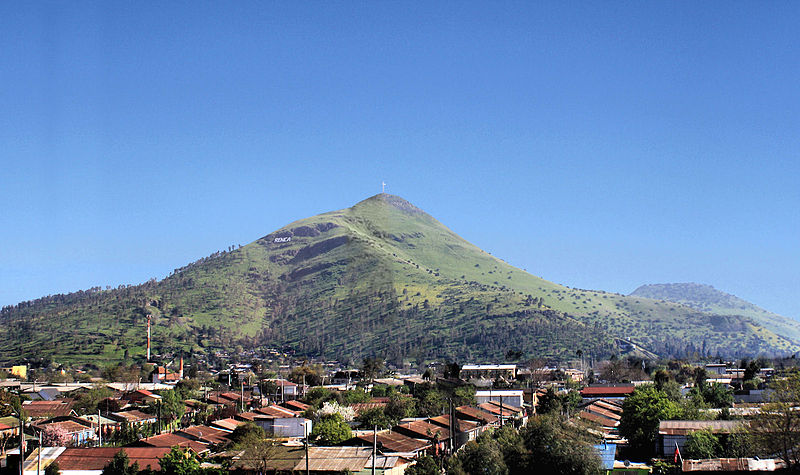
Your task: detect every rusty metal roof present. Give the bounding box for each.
[659,420,747,436]
[54,447,171,471]
[355,430,430,453]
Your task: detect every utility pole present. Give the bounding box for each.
[240,382,245,413]
[304,423,310,475]
[372,425,377,475]
[146,315,151,362]
[98,410,102,446]
[17,410,23,475]
[37,430,41,475]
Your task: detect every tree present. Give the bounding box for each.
[522,414,601,475]
[42,424,72,447]
[44,461,61,475]
[238,437,282,474]
[702,383,734,408]
[750,370,800,468]
[102,450,139,475]
[405,455,439,475]
[537,387,562,415]
[229,423,266,447]
[317,401,355,422]
[620,385,682,457]
[452,435,508,475]
[310,413,352,445]
[684,429,722,459]
[361,357,385,383]
[289,364,323,386]
[356,407,393,430]
[158,446,201,475]
[385,394,416,423]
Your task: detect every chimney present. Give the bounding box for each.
[179,357,184,379]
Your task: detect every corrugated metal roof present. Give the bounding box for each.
[659,420,747,435]
[355,431,429,453]
[54,447,171,471]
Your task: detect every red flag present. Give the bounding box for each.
[674,442,682,464]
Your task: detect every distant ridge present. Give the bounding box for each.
[2,195,798,365]
[630,283,800,343]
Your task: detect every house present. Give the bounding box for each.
[109,409,158,426]
[428,414,481,445]
[177,425,231,445]
[135,432,210,455]
[281,400,310,413]
[475,389,524,408]
[263,379,300,399]
[478,401,527,424]
[580,385,636,400]
[460,364,517,381]
[21,399,75,419]
[33,416,96,447]
[25,446,171,474]
[231,445,374,474]
[211,417,246,432]
[681,458,785,472]
[455,406,500,427]
[393,421,450,454]
[348,430,430,456]
[122,389,162,405]
[253,415,312,438]
[658,420,748,457]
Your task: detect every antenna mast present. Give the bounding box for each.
[381,181,386,193]
[146,314,152,361]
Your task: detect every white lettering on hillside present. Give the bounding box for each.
[274,237,292,243]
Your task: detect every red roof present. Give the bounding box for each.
[281,400,310,412]
[394,420,450,441]
[580,386,635,396]
[255,405,298,418]
[177,425,230,445]
[138,433,209,453]
[22,400,74,418]
[354,431,430,453]
[55,447,171,471]
[112,410,157,423]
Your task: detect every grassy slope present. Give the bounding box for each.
[630,283,800,343]
[1,194,797,365]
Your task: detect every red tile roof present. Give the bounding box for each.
[55,447,171,471]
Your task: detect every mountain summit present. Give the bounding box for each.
[2,195,798,364]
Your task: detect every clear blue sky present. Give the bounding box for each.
[2,2,799,319]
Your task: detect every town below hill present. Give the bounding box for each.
[1,352,800,473]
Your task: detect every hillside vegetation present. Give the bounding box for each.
[2,194,797,365]
[631,283,800,343]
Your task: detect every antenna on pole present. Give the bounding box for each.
[381,181,386,193]
[146,314,152,362]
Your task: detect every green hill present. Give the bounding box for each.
[2,194,797,365]
[630,283,800,343]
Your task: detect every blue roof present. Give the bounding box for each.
[593,443,617,470]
